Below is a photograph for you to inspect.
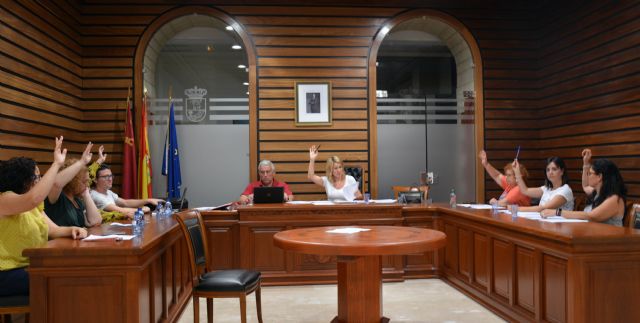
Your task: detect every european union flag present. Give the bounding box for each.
[162,101,182,199]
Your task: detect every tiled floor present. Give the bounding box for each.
[177,279,505,323]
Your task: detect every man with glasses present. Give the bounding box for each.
[238,160,293,205]
[90,164,163,218]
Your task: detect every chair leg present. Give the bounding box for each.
[239,294,247,323]
[255,286,263,323]
[206,298,213,323]
[193,295,200,323]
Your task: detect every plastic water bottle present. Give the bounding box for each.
[133,208,143,236]
[164,201,173,218]
[154,201,164,217]
[449,188,457,208]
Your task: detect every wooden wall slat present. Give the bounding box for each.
[247,26,379,37]
[220,6,403,16]
[237,16,388,26]
[254,36,371,47]
[259,67,367,78]
[258,57,367,67]
[259,120,367,130]
[257,47,369,57]
[260,131,368,141]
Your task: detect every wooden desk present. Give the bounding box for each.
[24,217,192,323]
[202,203,640,323]
[273,226,446,323]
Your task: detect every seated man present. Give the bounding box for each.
[90,164,163,217]
[239,160,293,204]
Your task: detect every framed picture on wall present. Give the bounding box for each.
[295,81,332,126]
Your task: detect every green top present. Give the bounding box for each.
[44,192,86,227]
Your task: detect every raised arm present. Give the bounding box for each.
[81,188,102,227]
[48,142,93,204]
[581,149,595,196]
[479,150,504,187]
[307,145,323,186]
[513,159,542,198]
[0,137,66,217]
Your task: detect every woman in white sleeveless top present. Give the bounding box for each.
[307,145,362,202]
[513,156,574,212]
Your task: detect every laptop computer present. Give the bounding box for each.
[253,186,284,204]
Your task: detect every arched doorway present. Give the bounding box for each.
[370,10,484,202]
[134,7,257,206]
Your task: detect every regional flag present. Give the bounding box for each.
[138,95,153,199]
[121,97,137,198]
[161,100,182,199]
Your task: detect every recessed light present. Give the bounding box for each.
[243,82,249,86]
[246,91,249,95]
[225,26,233,31]
[238,64,246,69]
[232,45,242,50]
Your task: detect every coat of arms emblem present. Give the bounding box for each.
[184,86,207,123]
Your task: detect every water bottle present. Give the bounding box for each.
[449,188,457,208]
[154,201,164,217]
[164,201,173,218]
[133,208,143,236]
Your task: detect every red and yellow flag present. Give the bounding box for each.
[138,95,153,199]
[121,93,137,198]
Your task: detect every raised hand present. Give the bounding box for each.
[97,145,108,164]
[54,136,67,166]
[478,150,487,166]
[309,145,319,160]
[581,148,592,166]
[512,159,521,176]
[81,142,94,164]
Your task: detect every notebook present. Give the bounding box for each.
[253,186,284,204]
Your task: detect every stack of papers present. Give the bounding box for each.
[458,204,505,209]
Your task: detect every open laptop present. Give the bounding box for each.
[253,186,284,204]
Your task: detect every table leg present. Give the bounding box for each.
[331,255,388,323]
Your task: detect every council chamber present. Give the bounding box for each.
[0,1,639,323]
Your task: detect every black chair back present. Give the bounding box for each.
[344,166,364,192]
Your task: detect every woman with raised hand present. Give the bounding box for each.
[540,149,627,225]
[513,156,574,212]
[0,137,88,297]
[45,142,102,227]
[308,145,362,201]
[478,150,531,206]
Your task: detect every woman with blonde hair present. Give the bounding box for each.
[478,150,531,206]
[308,145,362,201]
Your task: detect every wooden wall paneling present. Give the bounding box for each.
[473,232,489,291]
[491,238,512,303]
[514,245,536,316]
[542,254,567,323]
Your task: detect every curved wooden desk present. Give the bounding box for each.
[274,225,446,323]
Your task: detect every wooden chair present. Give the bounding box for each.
[573,194,587,211]
[0,295,29,323]
[175,210,263,323]
[392,185,429,200]
[623,202,639,229]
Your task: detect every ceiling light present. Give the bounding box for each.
[238,64,246,69]
[226,26,233,31]
[232,45,242,50]
[246,91,249,95]
[207,45,214,52]
[243,82,249,86]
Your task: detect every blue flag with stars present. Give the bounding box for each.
[162,101,182,199]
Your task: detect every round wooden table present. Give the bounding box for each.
[273,225,447,323]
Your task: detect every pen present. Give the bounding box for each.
[315,144,321,151]
[515,146,521,160]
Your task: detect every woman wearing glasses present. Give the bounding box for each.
[540,149,627,226]
[90,163,163,218]
[44,142,103,227]
[0,137,87,297]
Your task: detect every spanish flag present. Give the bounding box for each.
[121,94,137,199]
[138,95,153,199]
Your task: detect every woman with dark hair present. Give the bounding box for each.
[541,149,627,226]
[44,142,103,227]
[0,137,87,297]
[513,156,574,212]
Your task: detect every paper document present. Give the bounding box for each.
[83,234,135,241]
[342,182,359,202]
[194,206,213,211]
[326,227,371,234]
[286,201,313,205]
[371,199,397,204]
[540,218,588,223]
[312,201,335,205]
[110,222,133,227]
[514,211,543,219]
